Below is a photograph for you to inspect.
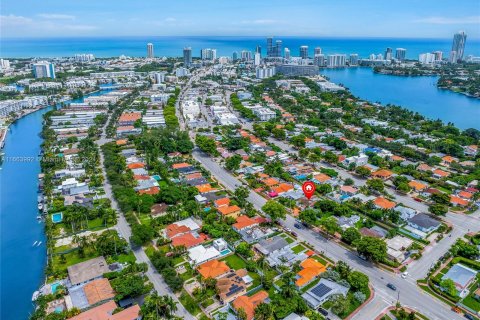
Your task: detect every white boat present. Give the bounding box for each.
[32,241,38,246]
[38,204,43,210]
[36,241,42,247]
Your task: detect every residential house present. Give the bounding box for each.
[450,195,470,207]
[216,269,248,303]
[231,291,269,320]
[394,206,417,221]
[67,257,110,287]
[372,169,393,180]
[374,197,396,210]
[218,205,242,218]
[408,180,428,192]
[407,213,440,233]
[442,264,478,298]
[295,258,327,289]
[68,300,140,320]
[386,236,413,262]
[197,259,231,279]
[301,279,349,309]
[433,169,450,179]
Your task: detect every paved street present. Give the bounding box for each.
[96,121,195,320]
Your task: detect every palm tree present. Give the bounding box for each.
[254,302,274,320]
[280,272,297,298]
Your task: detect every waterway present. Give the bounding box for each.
[321,67,480,130]
[0,89,111,320]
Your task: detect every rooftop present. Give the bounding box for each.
[67,256,110,286]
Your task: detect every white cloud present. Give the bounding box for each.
[0,14,33,27]
[414,16,480,24]
[165,17,177,22]
[37,13,75,20]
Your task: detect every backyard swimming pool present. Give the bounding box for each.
[51,213,63,223]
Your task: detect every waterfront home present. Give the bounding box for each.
[67,256,111,287]
[68,300,140,320]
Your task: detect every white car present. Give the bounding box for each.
[401,272,408,279]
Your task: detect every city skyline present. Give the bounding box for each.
[1,0,480,39]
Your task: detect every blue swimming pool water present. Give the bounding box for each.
[220,249,231,256]
[51,213,63,224]
[152,175,161,181]
[51,282,61,294]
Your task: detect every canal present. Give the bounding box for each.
[0,89,111,320]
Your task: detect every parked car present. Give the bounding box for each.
[464,313,476,320]
[401,272,408,279]
[386,283,397,290]
[319,308,328,316]
[294,223,303,229]
[291,231,298,237]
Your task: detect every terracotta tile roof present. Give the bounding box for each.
[372,169,393,178]
[272,183,294,194]
[257,173,270,179]
[118,112,141,123]
[83,279,115,305]
[340,185,358,194]
[233,215,258,230]
[63,148,80,155]
[172,162,191,169]
[214,197,231,208]
[417,163,432,172]
[196,184,214,193]
[295,258,327,287]
[232,291,269,320]
[68,300,140,320]
[266,150,276,157]
[442,156,457,163]
[197,259,230,279]
[433,169,450,177]
[218,205,242,216]
[171,232,207,248]
[185,172,203,180]
[408,180,428,191]
[117,125,135,131]
[115,139,127,146]
[134,175,150,180]
[450,195,469,207]
[165,224,191,239]
[374,197,396,209]
[127,162,145,169]
[458,191,473,199]
[314,173,331,183]
[390,155,405,162]
[138,187,159,195]
[262,177,280,187]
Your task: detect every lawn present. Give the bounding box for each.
[179,291,201,316]
[179,263,195,281]
[291,244,306,254]
[172,255,186,266]
[221,254,246,270]
[280,233,295,244]
[113,252,136,264]
[247,271,261,289]
[52,250,100,277]
[312,255,328,266]
[462,294,480,312]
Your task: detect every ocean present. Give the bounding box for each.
[1,36,479,59]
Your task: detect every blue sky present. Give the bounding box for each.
[1,0,479,38]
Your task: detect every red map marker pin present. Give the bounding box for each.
[302,181,316,200]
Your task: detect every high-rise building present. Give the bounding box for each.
[32,61,56,79]
[267,37,273,57]
[384,47,393,60]
[314,47,322,55]
[432,51,443,61]
[147,43,154,58]
[284,48,291,60]
[349,54,359,66]
[0,59,11,70]
[376,54,383,60]
[256,66,276,79]
[300,46,309,59]
[201,48,217,60]
[314,54,325,67]
[275,40,282,57]
[254,53,261,66]
[241,50,252,61]
[419,53,435,64]
[183,47,192,67]
[256,45,262,55]
[449,51,457,63]
[451,31,467,63]
[74,54,95,62]
[395,48,406,61]
[232,51,239,61]
[327,54,346,68]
